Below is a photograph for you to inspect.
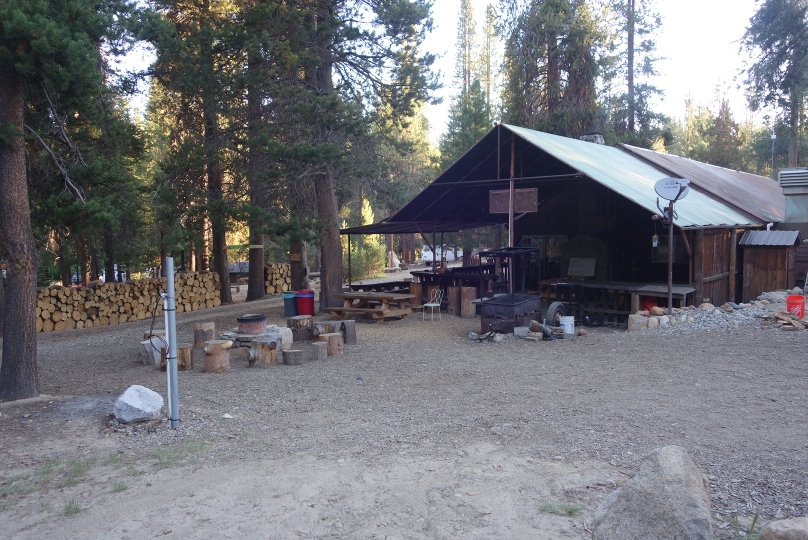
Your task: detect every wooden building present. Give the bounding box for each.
[344,124,786,315]
[740,230,802,301]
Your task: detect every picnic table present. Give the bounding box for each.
[328,291,416,322]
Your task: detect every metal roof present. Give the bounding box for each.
[739,230,802,246]
[341,124,771,235]
[618,143,785,223]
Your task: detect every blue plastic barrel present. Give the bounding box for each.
[282,291,298,317]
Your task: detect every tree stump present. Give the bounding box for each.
[287,315,313,341]
[314,321,337,338]
[203,340,232,372]
[317,332,344,356]
[249,337,279,367]
[340,319,357,345]
[408,282,423,304]
[194,322,215,348]
[139,337,164,366]
[143,329,166,341]
[161,343,193,371]
[312,341,328,361]
[446,286,460,316]
[461,286,477,318]
[283,349,304,365]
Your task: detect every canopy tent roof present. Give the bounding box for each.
[341,124,784,235]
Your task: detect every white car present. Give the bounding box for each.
[417,245,463,266]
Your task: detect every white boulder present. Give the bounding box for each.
[114,385,164,423]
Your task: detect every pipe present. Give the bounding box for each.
[163,257,180,429]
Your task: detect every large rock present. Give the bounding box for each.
[650,306,666,316]
[627,314,648,332]
[113,385,164,423]
[647,317,659,329]
[591,446,712,540]
[266,325,293,350]
[760,517,808,540]
[698,302,715,311]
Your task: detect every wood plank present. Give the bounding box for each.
[460,286,476,318]
[446,286,460,316]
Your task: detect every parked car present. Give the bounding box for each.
[417,245,463,266]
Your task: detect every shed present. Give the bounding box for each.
[739,230,802,301]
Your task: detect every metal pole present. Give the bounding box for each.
[163,257,180,429]
[771,133,777,178]
[347,234,352,289]
[667,204,674,316]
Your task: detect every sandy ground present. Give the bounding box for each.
[0,289,806,539]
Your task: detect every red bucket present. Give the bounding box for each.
[296,289,315,316]
[786,295,805,318]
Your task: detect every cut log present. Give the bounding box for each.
[340,319,357,345]
[312,341,328,361]
[249,337,279,367]
[287,315,314,341]
[143,329,166,340]
[161,343,193,371]
[193,322,215,348]
[282,349,304,365]
[203,339,232,372]
[460,286,477,318]
[314,321,338,338]
[317,332,344,356]
[446,286,460,316]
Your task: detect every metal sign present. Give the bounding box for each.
[489,188,539,214]
[654,177,690,201]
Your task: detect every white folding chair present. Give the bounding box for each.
[423,288,443,321]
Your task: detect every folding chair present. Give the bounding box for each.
[423,288,444,321]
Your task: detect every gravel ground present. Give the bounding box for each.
[0,291,806,538]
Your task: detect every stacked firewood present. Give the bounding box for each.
[35,271,221,332]
[264,263,292,294]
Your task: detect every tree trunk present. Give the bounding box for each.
[103,231,115,283]
[788,86,800,168]
[0,66,41,401]
[246,52,266,302]
[627,0,635,133]
[56,229,72,286]
[290,236,310,290]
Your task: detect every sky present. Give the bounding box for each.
[423,0,762,140]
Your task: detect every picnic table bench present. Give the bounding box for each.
[328,291,415,322]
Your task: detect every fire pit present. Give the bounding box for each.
[480,294,541,333]
[236,313,267,335]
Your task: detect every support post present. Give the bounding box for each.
[347,234,351,290]
[162,257,179,429]
[667,203,674,315]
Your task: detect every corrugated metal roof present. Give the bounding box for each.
[505,125,762,228]
[739,230,801,246]
[618,143,785,223]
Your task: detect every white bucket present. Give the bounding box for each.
[559,316,575,335]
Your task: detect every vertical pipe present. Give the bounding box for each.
[667,204,674,315]
[163,257,179,429]
[347,234,352,290]
[432,231,436,269]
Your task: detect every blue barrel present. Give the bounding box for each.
[282,291,298,317]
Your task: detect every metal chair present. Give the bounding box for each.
[423,288,443,321]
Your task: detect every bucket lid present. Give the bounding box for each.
[298,289,315,294]
[281,292,296,297]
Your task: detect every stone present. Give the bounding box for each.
[113,385,164,424]
[646,317,659,328]
[719,303,734,312]
[659,315,670,326]
[627,314,648,332]
[727,302,743,310]
[686,316,695,323]
[650,306,666,316]
[791,287,804,296]
[577,328,588,337]
[591,446,712,540]
[698,303,715,311]
[677,314,687,323]
[513,326,530,338]
[760,517,808,540]
[266,325,294,350]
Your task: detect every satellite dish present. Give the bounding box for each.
[654,177,690,201]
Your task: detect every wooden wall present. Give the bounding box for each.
[742,246,797,302]
[693,230,735,306]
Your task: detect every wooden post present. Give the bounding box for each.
[728,228,737,304]
[287,315,313,341]
[408,282,423,304]
[460,286,476,318]
[340,319,357,345]
[317,332,344,356]
[446,286,460,316]
[203,340,232,372]
[249,337,278,367]
[693,229,704,305]
[312,341,328,361]
[283,349,304,365]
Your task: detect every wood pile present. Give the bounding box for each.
[264,263,292,295]
[760,311,808,331]
[35,271,221,333]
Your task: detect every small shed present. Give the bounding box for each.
[739,230,802,301]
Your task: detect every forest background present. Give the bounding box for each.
[2,0,808,399]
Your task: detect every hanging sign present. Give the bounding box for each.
[654,178,691,201]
